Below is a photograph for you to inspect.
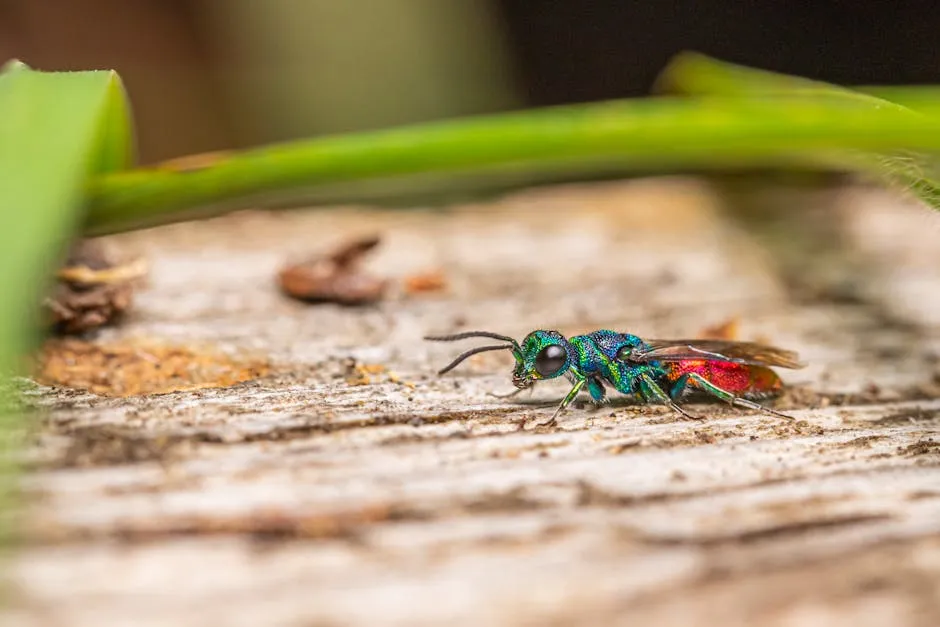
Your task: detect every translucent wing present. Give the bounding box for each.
[629,339,805,369]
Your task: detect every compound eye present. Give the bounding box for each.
[616,346,634,361]
[535,344,567,376]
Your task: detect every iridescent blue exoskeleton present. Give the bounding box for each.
[426,329,803,426]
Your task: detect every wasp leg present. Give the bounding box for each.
[488,386,533,400]
[672,372,795,421]
[587,377,609,404]
[537,377,586,427]
[639,373,703,421]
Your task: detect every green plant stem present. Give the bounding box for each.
[659,55,940,114]
[657,52,940,209]
[88,94,940,234]
[858,86,940,113]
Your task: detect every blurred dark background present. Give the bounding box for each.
[3,0,938,164]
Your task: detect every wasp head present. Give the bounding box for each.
[511,330,573,389]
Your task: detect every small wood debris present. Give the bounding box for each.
[34,339,270,396]
[345,363,388,386]
[403,270,447,295]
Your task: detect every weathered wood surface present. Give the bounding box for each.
[6,178,940,626]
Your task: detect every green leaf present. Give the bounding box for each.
[85,54,940,233]
[86,92,940,233]
[0,60,133,549]
[857,86,940,114]
[657,52,940,210]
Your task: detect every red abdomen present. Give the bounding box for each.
[665,360,782,398]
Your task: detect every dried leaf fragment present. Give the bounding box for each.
[278,235,387,305]
[45,240,147,335]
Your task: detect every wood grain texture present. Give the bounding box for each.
[7,178,940,627]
